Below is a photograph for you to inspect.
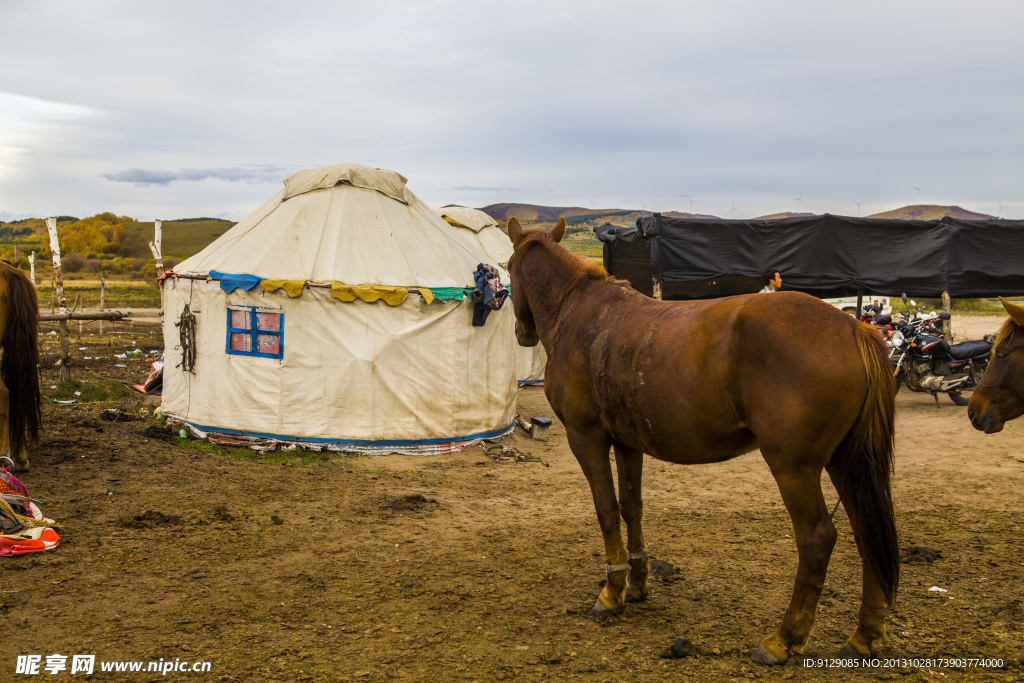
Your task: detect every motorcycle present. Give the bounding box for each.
[862,302,944,335]
[887,294,991,405]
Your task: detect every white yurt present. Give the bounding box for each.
[160,163,518,454]
[435,205,546,384]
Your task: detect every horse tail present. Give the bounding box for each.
[829,321,899,605]
[1,263,41,456]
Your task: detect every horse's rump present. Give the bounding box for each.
[0,262,41,455]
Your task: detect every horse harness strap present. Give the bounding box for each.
[606,562,630,574]
[629,550,649,560]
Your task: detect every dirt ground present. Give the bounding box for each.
[2,314,1022,682]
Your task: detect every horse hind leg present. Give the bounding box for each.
[613,444,649,603]
[826,462,893,659]
[0,379,26,472]
[752,465,837,665]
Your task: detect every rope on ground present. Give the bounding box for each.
[485,445,548,466]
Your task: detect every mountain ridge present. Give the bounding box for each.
[480,203,998,223]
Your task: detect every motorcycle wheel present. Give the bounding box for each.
[947,390,971,406]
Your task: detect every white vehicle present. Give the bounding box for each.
[821,295,891,316]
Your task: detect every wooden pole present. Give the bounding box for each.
[14,243,20,264]
[942,290,953,343]
[72,294,82,337]
[100,275,106,336]
[856,290,864,319]
[150,220,164,318]
[46,218,70,382]
[39,311,130,322]
[29,252,35,284]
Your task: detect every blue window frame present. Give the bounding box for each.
[226,305,284,359]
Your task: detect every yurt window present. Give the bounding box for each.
[226,305,284,359]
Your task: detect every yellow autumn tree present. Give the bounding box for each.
[55,213,132,256]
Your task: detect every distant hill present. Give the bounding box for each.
[479,203,718,224]
[480,202,1000,224]
[480,204,612,222]
[122,219,235,260]
[867,205,995,221]
[753,212,817,220]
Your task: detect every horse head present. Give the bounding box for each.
[505,216,566,347]
[969,297,1024,433]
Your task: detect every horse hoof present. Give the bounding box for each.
[750,646,785,666]
[588,600,623,617]
[838,643,873,660]
[624,590,648,604]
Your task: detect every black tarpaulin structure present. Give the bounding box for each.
[596,215,1024,298]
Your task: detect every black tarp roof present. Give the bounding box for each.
[596,215,1024,298]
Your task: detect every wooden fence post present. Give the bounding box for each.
[100,276,106,336]
[942,291,952,342]
[149,220,163,317]
[46,218,70,382]
[28,252,35,284]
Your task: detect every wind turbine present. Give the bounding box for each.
[855,200,864,215]
[729,201,741,216]
[913,185,921,202]
[997,200,1005,218]
[794,191,804,212]
[589,199,596,210]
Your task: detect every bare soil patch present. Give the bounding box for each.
[3,316,1022,681]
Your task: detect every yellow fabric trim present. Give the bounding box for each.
[330,283,408,306]
[261,279,306,298]
[417,287,435,305]
[441,215,469,229]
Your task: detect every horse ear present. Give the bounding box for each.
[1000,297,1024,326]
[550,217,566,243]
[507,217,524,245]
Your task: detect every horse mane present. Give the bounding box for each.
[993,317,1019,353]
[508,228,609,282]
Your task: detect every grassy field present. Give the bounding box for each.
[562,230,604,258]
[36,278,161,309]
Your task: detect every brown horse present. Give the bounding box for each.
[506,218,898,665]
[968,297,1024,433]
[0,259,41,472]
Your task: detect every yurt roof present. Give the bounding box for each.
[437,206,499,233]
[173,163,489,288]
[435,206,513,266]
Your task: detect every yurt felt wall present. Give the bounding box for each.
[161,164,518,454]
[436,206,547,383]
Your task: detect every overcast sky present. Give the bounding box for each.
[1,0,1021,222]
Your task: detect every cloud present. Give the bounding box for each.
[102,166,293,187]
[451,186,552,193]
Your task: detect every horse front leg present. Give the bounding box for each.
[752,467,836,665]
[566,427,628,616]
[613,444,649,603]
